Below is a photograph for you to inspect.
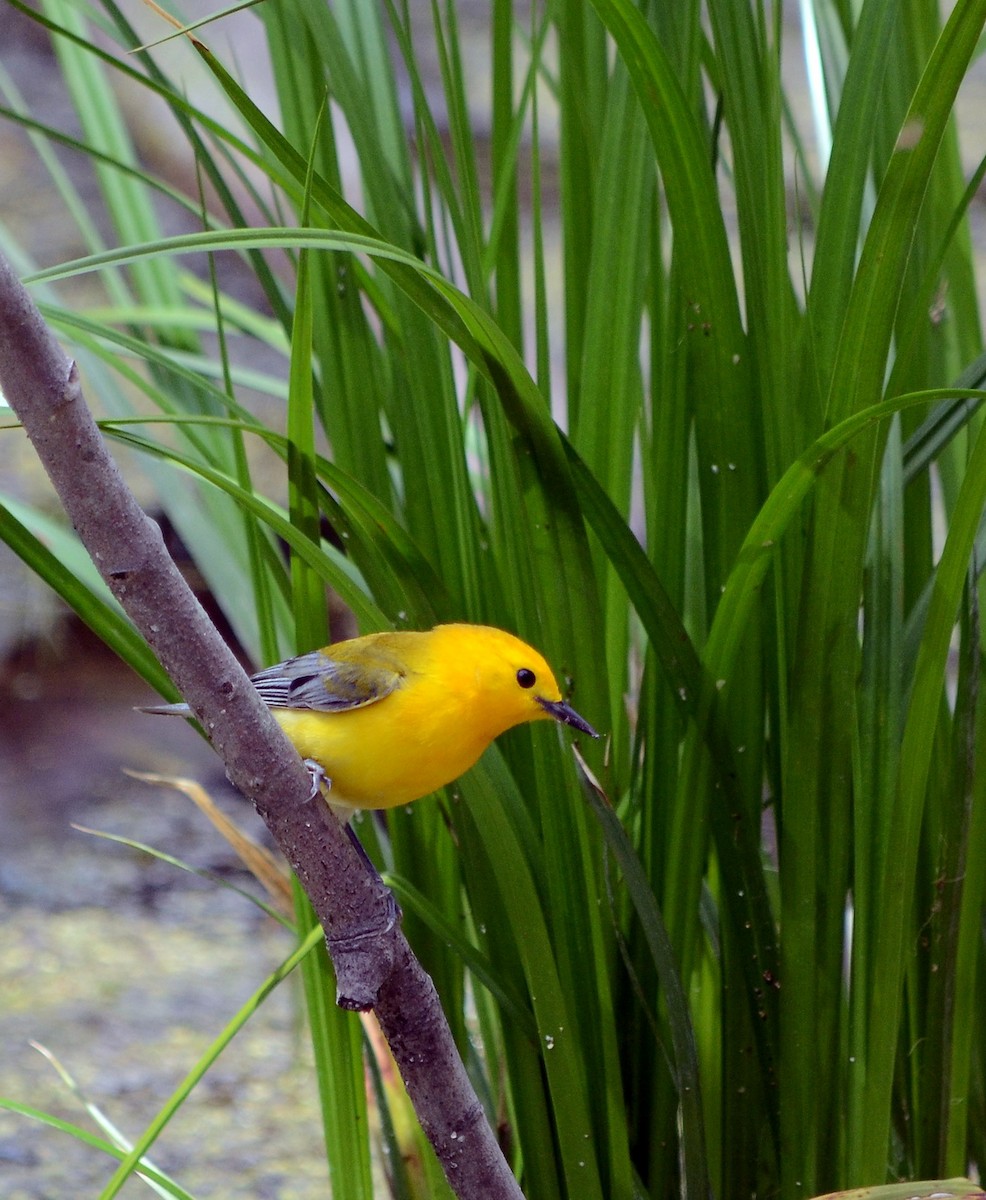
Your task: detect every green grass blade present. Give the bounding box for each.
[861,387,986,1178]
[0,495,169,691]
[580,760,710,1200]
[98,926,323,1199]
[0,1100,197,1200]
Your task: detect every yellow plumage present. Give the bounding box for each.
[143,623,597,820]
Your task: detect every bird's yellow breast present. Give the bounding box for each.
[271,669,491,812]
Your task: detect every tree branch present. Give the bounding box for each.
[0,250,525,1200]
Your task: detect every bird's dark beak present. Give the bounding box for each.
[536,696,600,738]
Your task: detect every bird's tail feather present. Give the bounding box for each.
[136,702,194,717]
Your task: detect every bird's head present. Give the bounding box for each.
[432,624,599,742]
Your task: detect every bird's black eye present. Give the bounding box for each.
[516,668,537,689]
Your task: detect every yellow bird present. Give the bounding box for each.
[143,623,598,820]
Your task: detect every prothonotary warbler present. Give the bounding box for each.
[142,623,598,820]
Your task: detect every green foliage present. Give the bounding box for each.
[2,0,986,1196]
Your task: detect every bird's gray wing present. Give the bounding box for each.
[249,649,403,712]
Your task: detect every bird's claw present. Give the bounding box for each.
[303,757,331,803]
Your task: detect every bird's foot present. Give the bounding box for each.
[303,758,331,803]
